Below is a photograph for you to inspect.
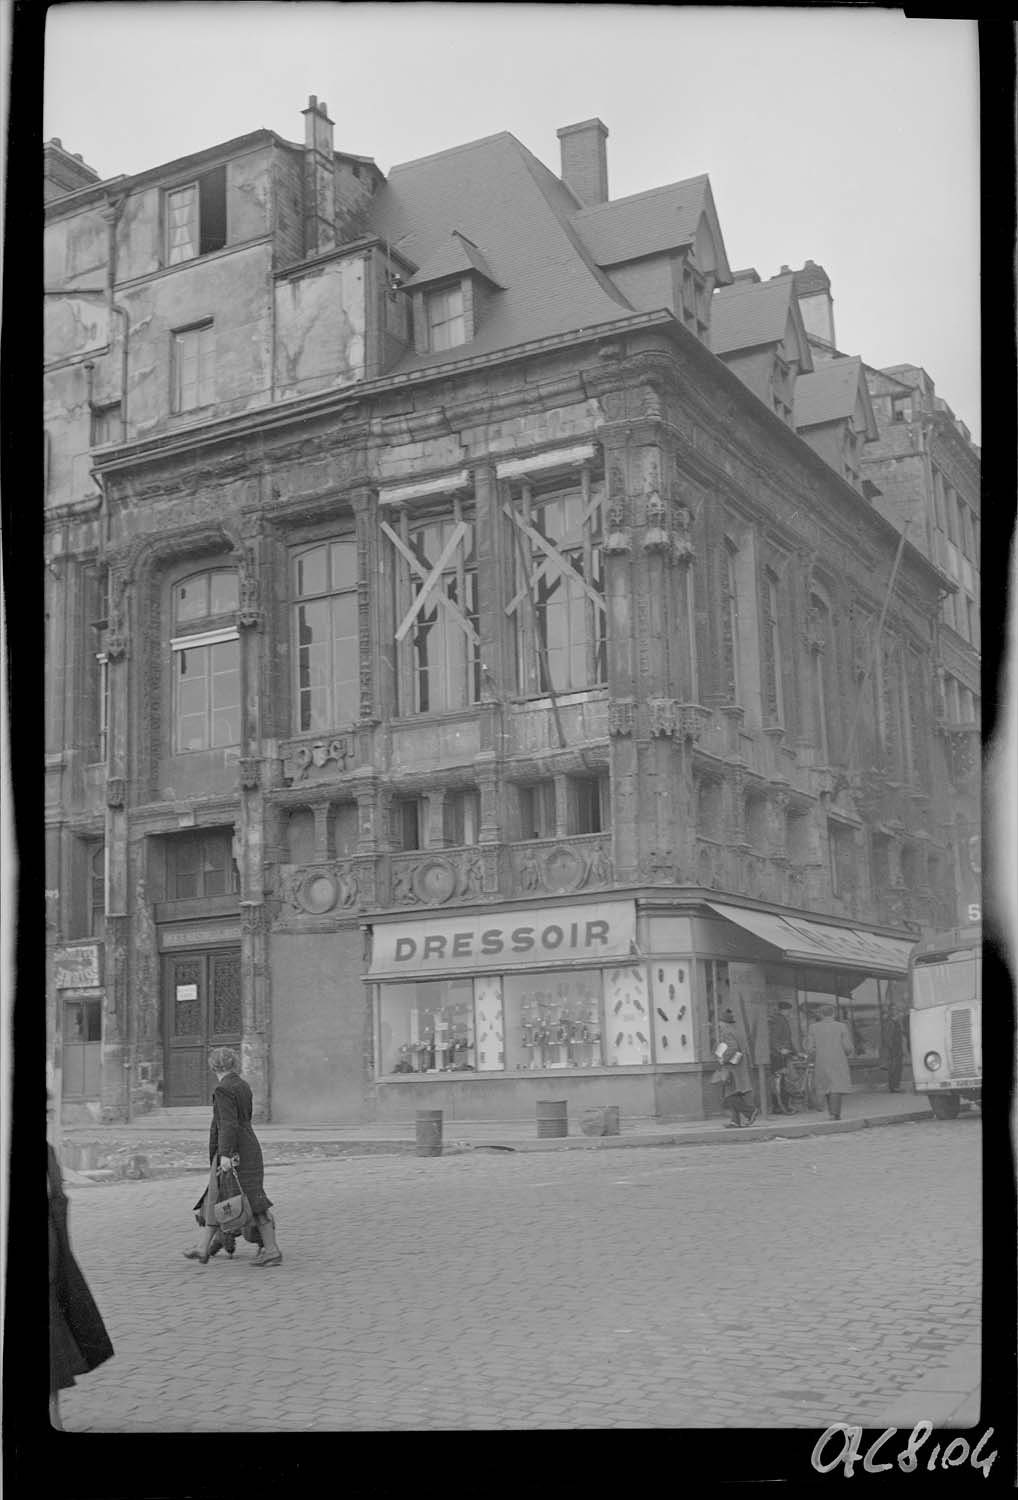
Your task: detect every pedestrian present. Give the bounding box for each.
[49,1109,114,1428]
[768,999,796,1114]
[806,1004,854,1119]
[183,1047,283,1267]
[712,1008,758,1128]
[881,1002,907,1093]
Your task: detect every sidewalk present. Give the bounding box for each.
[58,1089,939,1183]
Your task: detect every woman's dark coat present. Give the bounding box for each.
[193,1071,272,1220]
[49,1145,114,1393]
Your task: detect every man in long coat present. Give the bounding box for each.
[807,1004,854,1119]
[880,1003,907,1093]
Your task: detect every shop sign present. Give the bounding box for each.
[370,901,637,976]
[53,942,102,990]
[159,921,242,950]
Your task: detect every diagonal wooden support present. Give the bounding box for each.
[381,519,479,646]
[502,503,606,616]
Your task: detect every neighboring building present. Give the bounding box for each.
[46,102,955,1127]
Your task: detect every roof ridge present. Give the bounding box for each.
[573,173,710,218]
[387,131,519,174]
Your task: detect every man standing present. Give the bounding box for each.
[768,999,796,1113]
[713,1008,758,1127]
[807,1004,854,1120]
[881,1003,907,1093]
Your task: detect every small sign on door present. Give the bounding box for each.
[176,983,199,1002]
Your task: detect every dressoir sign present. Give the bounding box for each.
[370,901,637,976]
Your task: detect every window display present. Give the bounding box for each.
[380,977,477,1074]
[603,967,651,1065]
[503,970,603,1070]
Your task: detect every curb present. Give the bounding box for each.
[64,1108,933,1183]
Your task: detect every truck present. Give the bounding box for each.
[908,922,981,1119]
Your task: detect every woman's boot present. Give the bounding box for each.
[251,1213,282,1267]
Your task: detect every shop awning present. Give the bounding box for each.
[706,903,915,976]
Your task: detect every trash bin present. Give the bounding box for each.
[415,1109,443,1157]
[579,1105,620,1137]
[536,1099,568,1138]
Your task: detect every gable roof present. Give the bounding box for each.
[711,274,799,355]
[368,132,634,371]
[793,356,876,435]
[402,231,504,289]
[570,175,732,282]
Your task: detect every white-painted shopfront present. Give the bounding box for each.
[366,896,915,1122]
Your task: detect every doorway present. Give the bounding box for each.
[162,948,242,1105]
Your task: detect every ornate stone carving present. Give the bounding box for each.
[238,757,261,791]
[603,458,631,553]
[105,572,129,660]
[287,735,356,781]
[280,863,361,916]
[105,777,125,808]
[642,486,670,554]
[234,544,262,628]
[648,699,677,737]
[676,703,711,742]
[608,699,636,737]
[510,838,613,897]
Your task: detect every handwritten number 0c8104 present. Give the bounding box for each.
[812,1423,996,1478]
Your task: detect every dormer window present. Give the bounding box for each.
[427,284,466,352]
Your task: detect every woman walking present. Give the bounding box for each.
[49,1133,114,1427]
[184,1047,282,1267]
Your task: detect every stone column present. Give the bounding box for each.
[104,567,131,1117]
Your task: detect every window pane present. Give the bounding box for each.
[210,570,238,614]
[330,540,358,591]
[166,185,197,263]
[295,546,328,598]
[175,576,210,622]
[503,969,604,1070]
[84,999,102,1042]
[379,978,476,1074]
[331,593,360,726]
[210,640,240,747]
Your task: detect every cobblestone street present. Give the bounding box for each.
[57,1116,981,1435]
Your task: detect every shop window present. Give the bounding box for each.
[505,970,605,1070]
[380,976,485,1074]
[394,797,423,851]
[506,472,606,696]
[62,997,102,1098]
[292,539,359,734]
[171,322,215,413]
[569,775,608,836]
[443,789,480,847]
[171,567,239,753]
[701,959,731,1053]
[382,501,480,715]
[165,166,227,265]
[166,830,237,901]
[518,782,556,840]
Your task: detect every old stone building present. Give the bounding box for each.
[45,102,962,1126]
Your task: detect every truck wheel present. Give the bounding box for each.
[929,1093,961,1120]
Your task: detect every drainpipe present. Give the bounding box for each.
[103,195,129,442]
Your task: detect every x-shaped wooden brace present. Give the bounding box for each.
[503,499,606,619]
[380,518,480,646]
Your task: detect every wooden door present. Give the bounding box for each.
[163,949,241,1105]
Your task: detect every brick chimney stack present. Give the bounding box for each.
[557,118,609,207]
[302,94,337,255]
[44,138,100,202]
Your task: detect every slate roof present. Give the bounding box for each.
[793,356,869,429]
[571,176,731,281]
[402,231,504,290]
[369,132,634,371]
[710,274,797,355]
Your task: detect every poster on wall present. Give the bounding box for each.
[728,963,770,1066]
[603,967,651,1066]
[650,961,695,1062]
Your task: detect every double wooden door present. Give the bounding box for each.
[163,948,242,1105]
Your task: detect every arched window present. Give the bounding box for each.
[292,540,359,732]
[171,567,240,753]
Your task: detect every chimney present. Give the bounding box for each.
[302,94,336,255]
[790,260,836,350]
[732,268,761,285]
[44,138,100,202]
[557,118,609,207]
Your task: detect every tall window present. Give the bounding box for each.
[722,540,741,702]
[569,775,609,835]
[172,323,215,413]
[518,782,556,840]
[90,403,121,448]
[427,284,465,351]
[293,540,359,733]
[702,959,731,1053]
[507,474,606,696]
[394,797,423,851]
[809,591,832,762]
[165,167,227,264]
[172,568,240,753]
[89,843,106,939]
[166,830,238,900]
[444,790,480,846]
[382,501,480,715]
[763,569,784,724]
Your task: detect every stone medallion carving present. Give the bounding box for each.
[413,858,458,905]
[300,872,339,915]
[542,845,585,893]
